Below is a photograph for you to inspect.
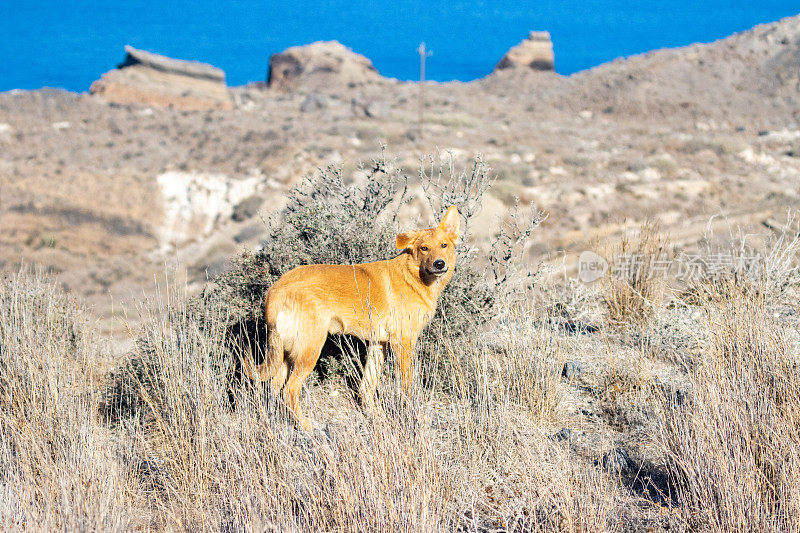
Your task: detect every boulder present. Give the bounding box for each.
[561,360,585,379]
[350,97,389,118]
[601,448,636,477]
[267,41,382,92]
[495,31,555,72]
[90,46,233,111]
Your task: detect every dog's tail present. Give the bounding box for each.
[225,314,289,408]
[225,317,266,409]
[263,291,295,390]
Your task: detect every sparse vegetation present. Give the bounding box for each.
[0,269,615,531]
[660,279,800,532]
[0,271,134,530]
[4,13,800,530]
[1,159,799,531]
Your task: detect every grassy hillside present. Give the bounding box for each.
[1,165,798,531]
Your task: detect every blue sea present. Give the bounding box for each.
[1,1,798,92]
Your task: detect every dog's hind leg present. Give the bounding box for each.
[282,326,327,431]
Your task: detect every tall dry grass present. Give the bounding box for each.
[602,221,670,326]
[2,218,799,531]
[120,283,617,531]
[0,271,137,531]
[0,270,621,531]
[658,229,800,532]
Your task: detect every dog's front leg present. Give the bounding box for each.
[391,336,416,393]
[358,343,385,405]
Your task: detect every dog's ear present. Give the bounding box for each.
[439,206,461,242]
[396,230,418,250]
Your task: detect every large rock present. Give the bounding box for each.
[495,31,555,72]
[90,46,233,111]
[267,41,382,92]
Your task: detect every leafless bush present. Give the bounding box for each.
[419,152,494,242]
[204,151,543,398]
[681,212,800,305]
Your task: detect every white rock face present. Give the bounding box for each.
[157,171,262,251]
[0,123,12,143]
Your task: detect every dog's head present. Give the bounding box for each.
[396,206,460,284]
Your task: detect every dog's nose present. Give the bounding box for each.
[433,259,446,270]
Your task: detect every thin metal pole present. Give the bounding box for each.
[418,42,426,140]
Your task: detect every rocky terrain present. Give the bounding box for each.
[1,14,800,532]
[0,15,799,335]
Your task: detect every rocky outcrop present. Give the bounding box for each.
[90,46,233,111]
[157,171,263,250]
[495,31,555,72]
[267,41,383,92]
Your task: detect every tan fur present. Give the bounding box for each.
[247,206,460,430]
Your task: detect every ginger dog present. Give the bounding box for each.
[247,206,460,430]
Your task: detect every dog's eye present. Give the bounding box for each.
[441,243,447,248]
[420,246,429,251]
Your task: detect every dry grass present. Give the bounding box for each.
[1,221,799,531]
[602,221,670,326]
[659,280,800,531]
[0,270,621,531]
[0,271,137,531]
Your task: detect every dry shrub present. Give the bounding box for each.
[660,277,800,531]
[0,271,136,531]
[603,221,670,325]
[204,151,543,397]
[212,151,543,328]
[680,215,800,306]
[208,153,408,322]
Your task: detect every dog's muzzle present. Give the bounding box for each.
[427,260,448,277]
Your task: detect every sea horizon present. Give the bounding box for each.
[1,1,798,93]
